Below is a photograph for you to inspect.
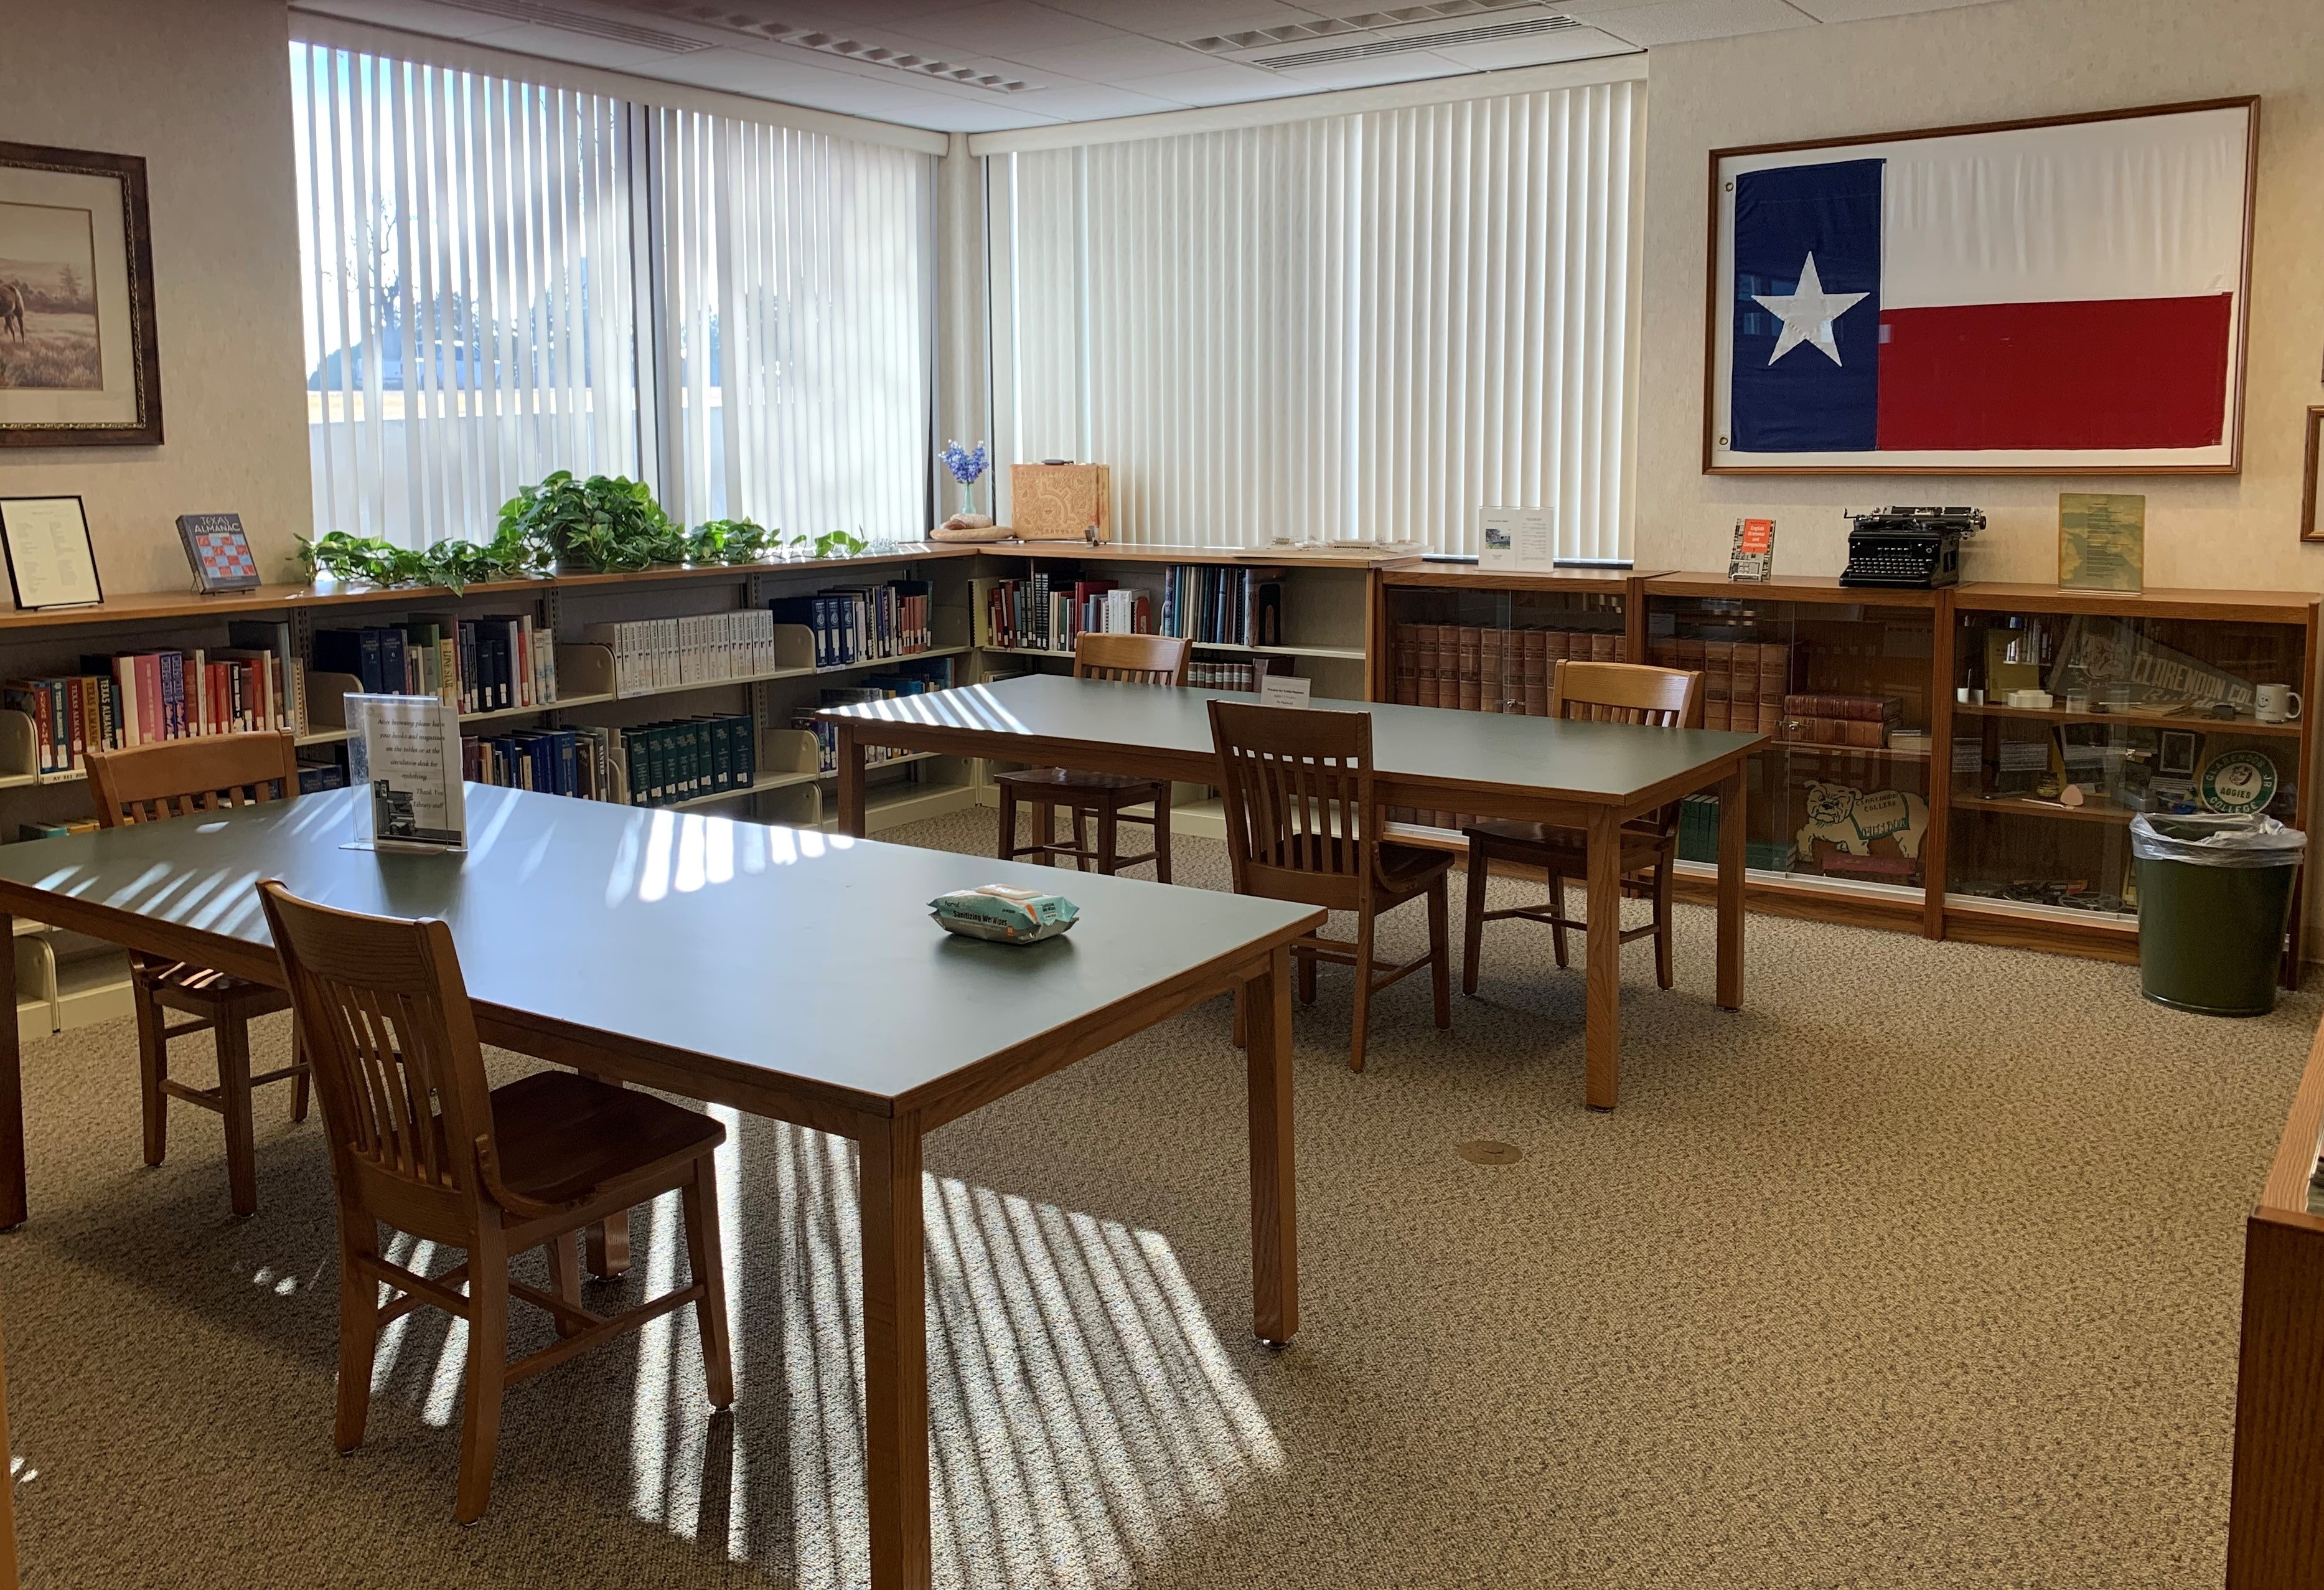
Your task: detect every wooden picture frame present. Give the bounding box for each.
[1703,97,2259,477]
[2302,408,2324,543]
[0,140,163,447]
[0,496,103,610]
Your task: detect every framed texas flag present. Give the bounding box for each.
[1705,98,2257,476]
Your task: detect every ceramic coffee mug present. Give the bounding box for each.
[2256,684,2303,723]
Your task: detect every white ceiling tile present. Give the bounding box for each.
[465,22,692,73]
[633,46,875,97]
[289,0,513,39]
[1427,26,1641,69]
[1265,49,1474,90]
[886,2,1130,52]
[1043,0,1323,38]
[1569,0,1817,47]
[1001,33,1211,78]
[1788,0,1997,19]
[1116,62,1303,104]
[1002,80,1194,116]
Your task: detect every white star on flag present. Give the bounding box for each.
[1753,252,1869,366]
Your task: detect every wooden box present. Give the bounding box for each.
[1010,463,1111,542]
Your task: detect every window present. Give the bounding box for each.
[988,79,1644,562]
[291,43,935,550]
[647,108,934,542]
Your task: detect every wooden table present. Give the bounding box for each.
[821,674,1766,1109]
[0,786,1321,1590]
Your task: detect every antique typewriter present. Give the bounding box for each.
[1839,506,1987,589]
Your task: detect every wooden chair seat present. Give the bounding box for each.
[997,633,1192,880]
[1462,661,1703,999]
[88,732,310,1218]
[992,766,1163,797]
[486,1072,724,1207]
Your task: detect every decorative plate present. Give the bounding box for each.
[2200,748,2277,814]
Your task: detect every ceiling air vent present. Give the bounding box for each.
[1252,14,1585,70]
[1181,0,1547,57]
[425,0,714,52]
[609,2,1039,91]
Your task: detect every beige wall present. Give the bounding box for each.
[1633,0,2324,590]
[0,0,309,595]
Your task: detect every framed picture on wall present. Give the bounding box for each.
[1703,98,2258,476]
[0,140,162,447]
[2303,408,2324,544]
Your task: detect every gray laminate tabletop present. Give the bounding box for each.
[0,786,1317,1110]
[819,672,1763,802]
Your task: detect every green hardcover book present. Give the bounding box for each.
[688,720,708,795]
[731,714,755,787]
[708,716,732,791]
[644,724,666,804]
[626,730,647,806]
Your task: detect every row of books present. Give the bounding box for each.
[315,613,557,715]
[1390,624,1625,715]
[794,660,958,773]
[1161,565,1284,647]
[1190,657,1286,692]
[769,581,938,669]
[580,611,777,697]
[1644,638,1799,733]
[1778,692,1905,748]
[4,622,302,774]
[970,574,1160,653]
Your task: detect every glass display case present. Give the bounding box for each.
[1642,576,1939,913]
[1943,585,2318,973]
[1377,566,1646,828]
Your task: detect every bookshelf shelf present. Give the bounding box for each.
[1952,701,2302,738]
[1951,792,2135,826]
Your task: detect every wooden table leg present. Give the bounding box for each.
[858,1106,930,1590]
[1245,944,1298,1344]
[838,723,868,838]
[0,910,22,1230]
[1715,761,1746,1012]
[1585,806,1623,1111]
[578,1071,630,1277]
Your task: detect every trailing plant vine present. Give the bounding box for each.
[298,472,879,590]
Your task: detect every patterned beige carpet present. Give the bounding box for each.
[1,807,2313,1588]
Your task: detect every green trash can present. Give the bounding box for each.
[2132,813,2307,1017]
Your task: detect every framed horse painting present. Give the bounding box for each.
[0,141,162,446]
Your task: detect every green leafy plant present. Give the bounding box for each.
[811,529,869,560]
[298,525,545,595]
[686,517,784,565]
[497,470,685,573]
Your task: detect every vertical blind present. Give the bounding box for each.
[291,44,936,549]
[293,43,641,547]
[989,80,1644,562]
[650,110,934,541]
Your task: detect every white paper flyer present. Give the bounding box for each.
[350,694,466,850]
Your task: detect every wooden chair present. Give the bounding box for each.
[1461,661,1705,997]
[996,632,1192,880]
[256,880,733,1523]
[86,733,309,1217]
[1209,699,1451,1073]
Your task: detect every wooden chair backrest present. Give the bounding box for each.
[257,880,494,1239]
[87,733,302,829]
[1548,662,1703,727]
[1074,631,1191,686]
[1208,699,1379,911]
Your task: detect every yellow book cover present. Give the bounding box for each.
[2058,492,2145,592]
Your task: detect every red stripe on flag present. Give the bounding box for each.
[1875,294,2232,451]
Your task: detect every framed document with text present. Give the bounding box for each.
[0,495,102,609]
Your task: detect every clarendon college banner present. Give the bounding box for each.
[1705,99,2257,474]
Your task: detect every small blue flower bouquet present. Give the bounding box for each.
[939,439,988,487]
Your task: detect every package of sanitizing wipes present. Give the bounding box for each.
[929,883,1080,944]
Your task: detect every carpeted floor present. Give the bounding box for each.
[1,806,2313,1588]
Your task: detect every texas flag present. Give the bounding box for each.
[1726,106,2249,461]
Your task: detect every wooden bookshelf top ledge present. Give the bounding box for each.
[982,541,1410,568]
[1381,562,1664,591]
[0,544,979,635]
[1954,581,2320,621]
[1644,572,1942,605]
